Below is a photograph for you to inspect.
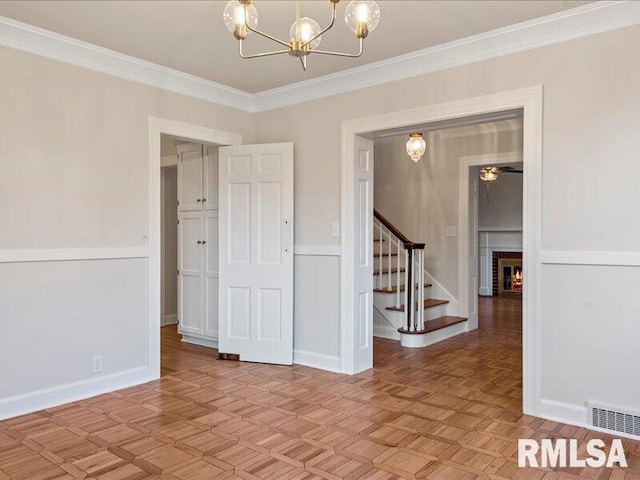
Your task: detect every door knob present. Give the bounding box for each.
[202,240,207,245]
[197,241,202,244]
[202,198,207,202]
[197,198,201,202]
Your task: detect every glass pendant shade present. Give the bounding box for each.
[223,1,258,34]
[406,133,426,163]
[290,17,322,48]
[345,1,381,35]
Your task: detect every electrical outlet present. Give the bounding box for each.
[331,222,340,238]
[92,355,103,374]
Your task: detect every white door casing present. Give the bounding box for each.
[218,143,294,365]
[468,170,479,330]
[353,136,374,373]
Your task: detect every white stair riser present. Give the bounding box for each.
[373,256,400,269]
[374,271,408,287]
[400,321,468,348]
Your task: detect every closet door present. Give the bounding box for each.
[203,210,219,339]
[203,146,219,211]
[178,144,204,211]
[178,212,203,336]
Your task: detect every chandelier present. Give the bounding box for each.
[223,0,381,71]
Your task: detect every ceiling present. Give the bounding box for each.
[0,1,589,93]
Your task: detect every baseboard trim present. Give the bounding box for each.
[293,349,342,373]
[161,314,178,327]
[373,325,401,341]
[181,335,218,349]
[0,366,154,421]
[538,398,640,441]
[540,398,588,426]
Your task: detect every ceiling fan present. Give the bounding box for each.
[479,166,522,182]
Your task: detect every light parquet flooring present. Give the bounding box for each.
[2,297,639,479]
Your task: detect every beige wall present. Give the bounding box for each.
[255,25,640,413]
[374,126,523,297]
[0,46,254,250]
[0,45,254,409]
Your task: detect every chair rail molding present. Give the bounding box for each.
[1,2,639,112]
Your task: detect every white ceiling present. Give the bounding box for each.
[0,1,589,93]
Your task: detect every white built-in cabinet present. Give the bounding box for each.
[177,143,219,348]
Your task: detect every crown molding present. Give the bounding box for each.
[1,2,639,114]
[0,15,255,112]
[252,1,640,111]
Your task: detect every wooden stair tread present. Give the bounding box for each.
[386,298,449,312]
[373,238,385,242]
[373,267,405,276]
[398,316,467,335]
[373,252,399,257]
[374,283,432,293]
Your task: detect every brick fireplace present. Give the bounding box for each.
[492,251,523,296]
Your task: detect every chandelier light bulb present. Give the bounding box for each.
[406,133,426,163]
[345,1,381,37]
[290,17,322,49]
[223,1,258,38]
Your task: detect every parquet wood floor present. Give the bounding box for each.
[2,297,639,479]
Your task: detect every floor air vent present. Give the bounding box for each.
[588,403,640,438]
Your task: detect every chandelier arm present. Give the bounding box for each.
[310,38,364,58]
[243,4,289,47]
[300,2,337,49]
[239,41,289,59]
[299,56,307,71]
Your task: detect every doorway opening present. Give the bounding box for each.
[371,118,523,357]
[147,117,242,381]
[160,135,221,376]
[340,87,542,416]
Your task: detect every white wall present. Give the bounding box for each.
[478,169,523,229]
[161,166,178,324]
[254,26,640,423]
[0,45,254,418]
[373,124,523,297]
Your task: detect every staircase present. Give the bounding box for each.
[373,209,468,348]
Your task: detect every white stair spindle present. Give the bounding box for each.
[404,249,409,330]
[377,221,382,288]
[419,250,424,330]
[396,239,401,307]
[387,228,392,291]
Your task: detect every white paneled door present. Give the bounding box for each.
[353,135,374,373]
[218,143,294,365]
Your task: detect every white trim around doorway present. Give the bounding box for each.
[340,86,543,417]
[147,117,243,380]
[458,151,523,329]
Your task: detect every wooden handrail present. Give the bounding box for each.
[374,209,425,249]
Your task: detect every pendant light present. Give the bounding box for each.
[406,133,426,163]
